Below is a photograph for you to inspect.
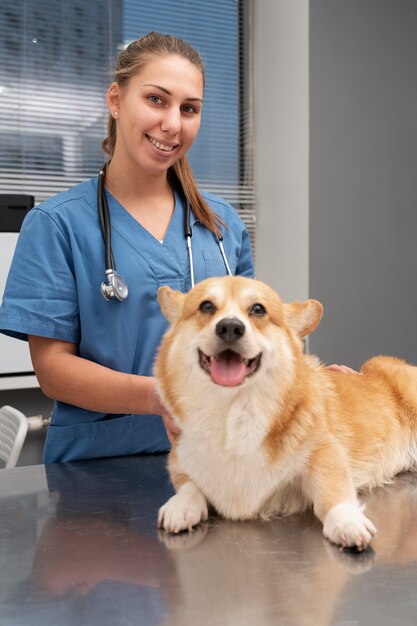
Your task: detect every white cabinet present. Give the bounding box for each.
[0,232,38,389]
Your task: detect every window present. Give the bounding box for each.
[0,0,255,253]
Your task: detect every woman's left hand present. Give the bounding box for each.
[326,364,360,374]
[161,411,182,444]
[149,382,182,443]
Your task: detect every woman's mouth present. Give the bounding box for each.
[145,134,179,153]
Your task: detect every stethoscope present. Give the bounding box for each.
[97,163,232,301]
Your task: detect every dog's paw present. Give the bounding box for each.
[158,524,209,550]
[158,493,208,534]
[323,503,377,550]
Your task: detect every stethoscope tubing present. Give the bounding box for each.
[97,163,231,299]
[98,165,115,271]
[186,235,196,288]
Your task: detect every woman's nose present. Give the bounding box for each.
[161,108,181,135]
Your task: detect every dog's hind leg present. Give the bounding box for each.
[304,440,377,550]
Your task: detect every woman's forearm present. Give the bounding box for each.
[28,335,159,415]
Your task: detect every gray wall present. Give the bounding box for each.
[309,0,417,368]
[254,0,309,302]
[256,0,417,370]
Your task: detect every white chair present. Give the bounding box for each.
[0,405,28,468]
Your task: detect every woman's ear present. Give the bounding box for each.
[106,82,121,118]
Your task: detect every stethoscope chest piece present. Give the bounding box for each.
[101,269,129,301]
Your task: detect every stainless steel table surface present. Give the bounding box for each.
[1,454,417,626]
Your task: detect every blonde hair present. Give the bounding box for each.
[102,32,223,235]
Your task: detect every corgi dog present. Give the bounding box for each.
[156,275,417,549]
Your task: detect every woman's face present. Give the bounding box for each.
[107,54,204,176]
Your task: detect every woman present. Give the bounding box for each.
[0,32,254,463]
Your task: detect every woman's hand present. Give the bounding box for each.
[326,364,360,374]
[149,383,182,444]
[160,412,182,444]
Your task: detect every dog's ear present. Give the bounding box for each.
[284,300,323,337]
[158,286,186,324]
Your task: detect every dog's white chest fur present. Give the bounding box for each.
[175,392,296,520]
[177,437,275,519]
[223,390,274,455]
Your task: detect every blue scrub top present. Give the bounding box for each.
[0,178,254,463]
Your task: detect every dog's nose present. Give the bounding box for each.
[215,318,245,343]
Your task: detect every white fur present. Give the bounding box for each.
[323,503,377,550]
[174,424,314,521]
[158,481,208,533]
[224,390,274,455]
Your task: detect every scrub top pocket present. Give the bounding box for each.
[202,250,237,280]
[156,277,186,293]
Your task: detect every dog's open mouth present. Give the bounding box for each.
[198,349,262,387]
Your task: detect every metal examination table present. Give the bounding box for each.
[1,454,417,625]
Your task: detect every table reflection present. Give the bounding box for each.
[2,456,417,626]
[157,472,417,626]
[3,456,175,626]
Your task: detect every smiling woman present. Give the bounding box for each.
[105,55,204,213]
[0,32,255,464]
[101,35,224,240]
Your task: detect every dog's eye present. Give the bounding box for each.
[199,300,216,314]
[249,303,266,316]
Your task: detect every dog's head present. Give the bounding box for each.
[157,276,323,390]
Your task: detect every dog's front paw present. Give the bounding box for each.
[323,503,377,550]
[158,524,209,550]
[158,492,208,534]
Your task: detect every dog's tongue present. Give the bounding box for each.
[210,350,246,387]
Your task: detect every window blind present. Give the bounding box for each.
[0,0,255,256]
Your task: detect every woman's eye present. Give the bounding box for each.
[199,300,216,314]
[249,303,266,316]
[148,95,163,104]
[181,104,197,114]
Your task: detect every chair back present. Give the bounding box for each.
[0,405,28,468]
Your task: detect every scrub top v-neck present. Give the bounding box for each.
[106,185,189,289]
[0,178,254,463]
